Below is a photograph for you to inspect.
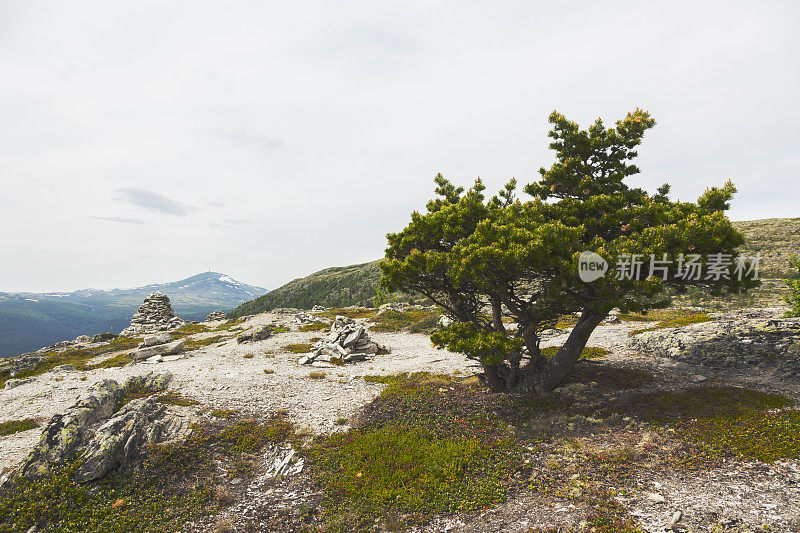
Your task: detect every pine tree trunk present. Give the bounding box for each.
[529,308,605,393]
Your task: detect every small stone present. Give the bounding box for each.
[647,492,665,503]
[670,510,682,524]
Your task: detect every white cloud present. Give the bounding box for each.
[114,187,192,216]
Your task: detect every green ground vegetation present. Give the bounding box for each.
[283,343,313,354]
[0,337,142,388]
[305,368,800,531]
[0,419,39,437]
[0,414,294,533]
[369,308,443,333]
[299,322,330,332]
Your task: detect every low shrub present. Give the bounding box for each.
[306,426,511,529]
[607,386,799,463]
[305,373,520,529]
[316,308,377,320]
[370,308,443,333]
[90,354,133,369]
[283,343,313,354]
[541,346,611,360]
[0,418,39,436]
[299,322,330,332]
[184,335,225,351]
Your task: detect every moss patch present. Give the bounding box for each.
[184,335,225,351]
[316,308,378,320]
[305,373,516,530]
[370,308,443,333]
[607,386,799,463]
[541,346,611,360]
[90,354,133,369]
[629,312,712,335]
[0,418,39,436]
[0,415,295,533]
[169,324,210,338]
[616,308,712,334]
[157,391,200,407]
[299,322,330,332]
[1,336,142,387]
[283,343,313,354]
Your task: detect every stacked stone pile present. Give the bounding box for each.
[121,292,186,336]
[299,316,382,365]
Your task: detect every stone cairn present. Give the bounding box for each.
[300,316,381,365]
[121,292,186,336]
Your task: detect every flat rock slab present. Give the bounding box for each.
[132,339,185,361]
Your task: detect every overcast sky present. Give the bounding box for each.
[1,1,798,292]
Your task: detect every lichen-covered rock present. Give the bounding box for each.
[92,332,119,343]
[123,371,173,394]
[631,308,800,378]
[4,377,34,389]
[75,396,190,483]
[236,324,272,343]
[13,380,123,479]
[5,373,185,486]
[204,310,228,322]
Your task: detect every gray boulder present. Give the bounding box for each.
[6,373,184,486]
[92,332,119,343]
[4,377,34,389]
[131,339,185,361]
[204,310,227,322]
[140,333,172,347]
[75,396,190,482]
[236,324,272,343]
[14,380,123,479]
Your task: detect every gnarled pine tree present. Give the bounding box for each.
[381,110,756,394]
